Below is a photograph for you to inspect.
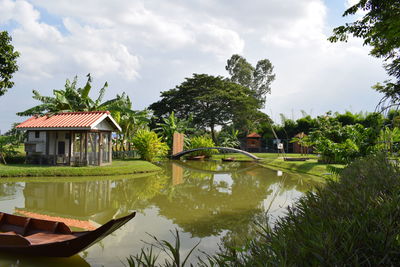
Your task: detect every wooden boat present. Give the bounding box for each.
[284,157,309,161]
[186,155,206,160]
[222,157,235,162]
[0,211,136,257]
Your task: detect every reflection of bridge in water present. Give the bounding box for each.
[171,147,261,160]
[171,160,261,175]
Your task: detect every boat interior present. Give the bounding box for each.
[0,212,79,246]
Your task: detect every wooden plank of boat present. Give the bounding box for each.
[222,157,235,162]
[0,211,136,257]
[284,157,309,161]
[186,155,206,160]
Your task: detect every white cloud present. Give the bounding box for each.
[0,0,388,131]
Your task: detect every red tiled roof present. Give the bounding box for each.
[247,132,261,138]
[16,111,113,129]
[294,132,307,138]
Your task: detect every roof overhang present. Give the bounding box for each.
[90,113,122,132]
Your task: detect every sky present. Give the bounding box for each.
[0,0,389,133]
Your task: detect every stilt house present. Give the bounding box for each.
[16,111,121,166]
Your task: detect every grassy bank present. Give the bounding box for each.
[261,158,344,178]
[0,159,161,177]
[212,153,343,178]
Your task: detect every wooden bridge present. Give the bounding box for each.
[170,147,261,160]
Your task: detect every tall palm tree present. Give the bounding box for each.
[106,93,150,151]
[17,74,110,116]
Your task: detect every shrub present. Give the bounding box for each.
[187,136,216,157]
[131,130,168,162]
[4,155,25,164]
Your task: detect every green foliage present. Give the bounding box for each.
[329,0,400,111]
[308,114,379,163]
[0,136,20,164]
[226,54,275,106]
[131,130,168,162]
[188,136,216,157]
[375,126,400,154]
[107,93,151,152]
[155,112,194,149]
[0,31,19,97]
[4,123,26,143]
[17,74,113,116]
[149,74,259,142]
[217,128,240,148]
[205,154,400,265]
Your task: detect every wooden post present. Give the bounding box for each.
[85,132,88,166]
[99,132,103,166]
[109,132,112,164]
[53,132,57,165]
[69,131,73,165]
[45,131,49,156]
[172,132,184,155]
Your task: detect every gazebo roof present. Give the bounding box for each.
[294,132,307,138]
[16,111,121,131]
[247,132,261,138]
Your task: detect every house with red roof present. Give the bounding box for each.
[245,132,262,152]
[16,111,121,166]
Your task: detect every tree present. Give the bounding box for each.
[329,0,400,111]
[0,31,20,97]
[149,74,259,142]
[226,54,275,106]
[154,111,194,149]
[0,136,19,164]
[106,93,150,151]
[17,74,111,116]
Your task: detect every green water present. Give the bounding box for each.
[0,160,321,266]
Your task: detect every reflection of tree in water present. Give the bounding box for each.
[110,173,169,214]
[172,160,254,173]
[152,161,322,249]
[14,161,320,250]
[20,174,169,223]
[151,164,276,239]
[0,182,22,201]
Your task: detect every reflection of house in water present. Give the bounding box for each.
[18,181,115,226]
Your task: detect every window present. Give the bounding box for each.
[35,131,40,138]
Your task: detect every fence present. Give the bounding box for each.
[112,150,140,159]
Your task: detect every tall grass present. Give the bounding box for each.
[125,230,200,267]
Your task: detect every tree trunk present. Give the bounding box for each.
[210,124,217,144]
[0,153,6,165]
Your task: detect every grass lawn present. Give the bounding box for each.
[212,153,318,161]
[0,159,161,178]
[212,153,344,178]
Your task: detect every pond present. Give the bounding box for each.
[0,160,321,266]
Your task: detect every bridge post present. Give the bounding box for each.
[172,132,184,155]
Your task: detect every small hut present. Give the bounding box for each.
[292,132,311,154]
[245,132,262,152]
[16,111,121,166]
